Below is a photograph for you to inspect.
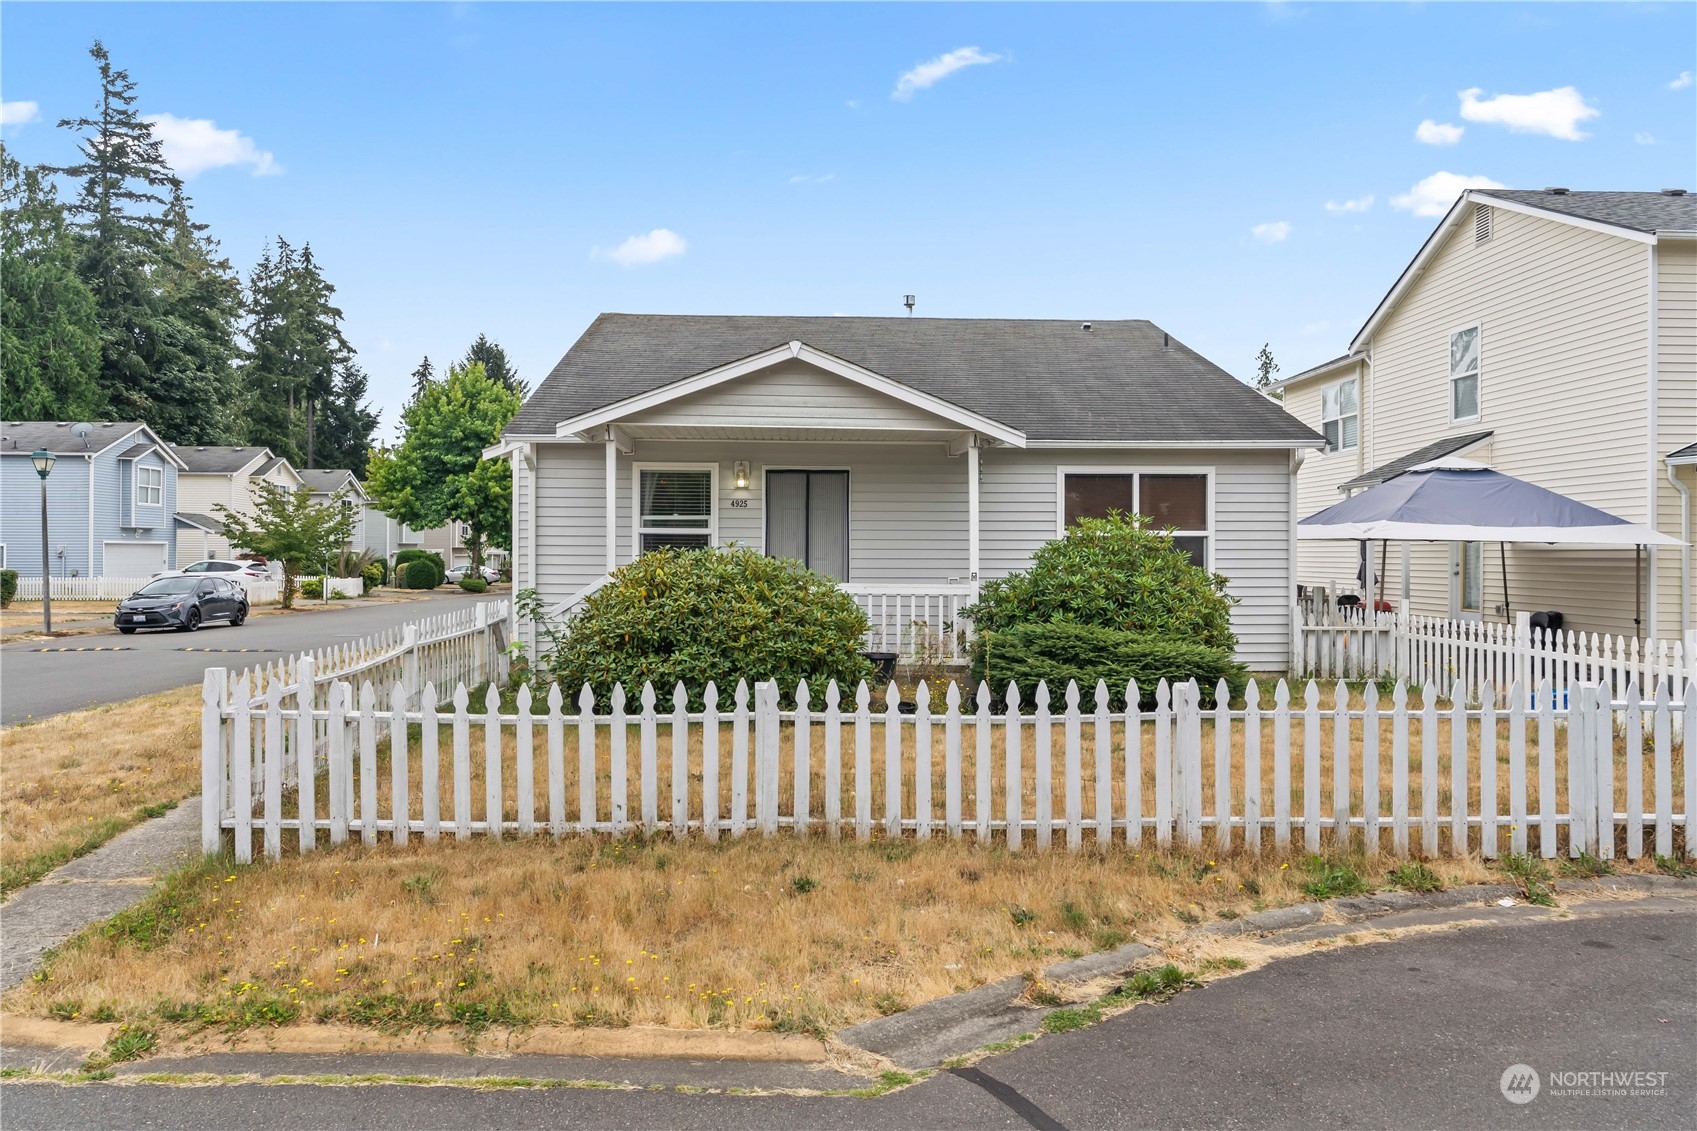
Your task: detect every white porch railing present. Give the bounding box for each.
[1296,606,1693,708]
[841,582,975,664]
[10,575,282,604]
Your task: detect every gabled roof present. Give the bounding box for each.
[117,442,157,460]
[1268,352,1364,393]
[1667,441,1697,466]
[172,445,273,475]
[298,468,368,500]
[1351,189,1695,352]
[1480,189,1697,236]
[1,421,186,466]
[507,314,1325,447]
[1340,431,1494,493]
[174,512,224,533]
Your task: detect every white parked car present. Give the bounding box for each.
[153,559,273,583]
[444,564,501,585]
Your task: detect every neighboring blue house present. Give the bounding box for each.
[0,421,186,578]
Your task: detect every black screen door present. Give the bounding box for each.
[766,471,848,581]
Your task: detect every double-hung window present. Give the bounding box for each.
[135,465,163,507]
[637,467,715,554]
[1449,325,1480,421]
[1320,378,1358,453]
[1062,470,1211,567]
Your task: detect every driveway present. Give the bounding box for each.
[0,591,496,725]
[1,904,1691,1129]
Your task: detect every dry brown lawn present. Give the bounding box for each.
[1,686,202,892]
[6,834,1511,1038]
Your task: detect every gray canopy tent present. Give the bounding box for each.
[1298,459,1683,628]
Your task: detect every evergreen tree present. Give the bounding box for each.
[408,356,435,404]
[462,333,528,398]
[154,185,243,441]
[48,41,186,428]
[237,237,351,464]
[313,360,381,478]
[1,145,104,420]
[1254,343,1281,400]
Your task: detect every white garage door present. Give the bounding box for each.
[103,540,168,577]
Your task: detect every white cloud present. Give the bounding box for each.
[1391,171,1506,218]
[1250,221,1292,244]
[1635,131,1657,145]
[788,173,836,184]
[1457,86,1599,140]
[144,113,280,177]
[598,228,687,267]
[1324,194,1374,215]
[1415,119,1464,146]
[1,100,40,127]
[891,46,1002,101]
[1670,71,1693,91]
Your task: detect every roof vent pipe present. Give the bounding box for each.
[1162,332,1171,350]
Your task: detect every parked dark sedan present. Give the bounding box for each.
[115,575,249,634]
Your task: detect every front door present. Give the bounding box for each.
[1450,540,1484,620]
[766,471,849,580]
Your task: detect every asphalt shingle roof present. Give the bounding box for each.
[117,442,157,459]
[1340,431,1495,492]
[0,421,145,457]
[1481,190,1697,234]
[174,512,224,533]
[507,314,1325,445]
[172,445,271,474]
[1667,441,1697,462]
[299,469,361,494]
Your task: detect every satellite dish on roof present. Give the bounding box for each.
[70,422,94,448]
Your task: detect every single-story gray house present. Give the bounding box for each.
[490,315,1326,671]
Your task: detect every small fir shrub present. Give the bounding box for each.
[962,514,1237,650]
[972,621,1247,710]
[533,547,873,708]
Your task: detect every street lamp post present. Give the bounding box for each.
[31,448,57,634]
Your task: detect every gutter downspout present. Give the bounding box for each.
[1646,240,1660,634]
[86,452,95,578]
[1669,463,1691,633]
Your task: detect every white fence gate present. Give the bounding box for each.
[205,668,1693,865]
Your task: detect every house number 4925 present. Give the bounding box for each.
[728,498,749,508]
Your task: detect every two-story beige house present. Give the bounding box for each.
[1278,188,1695,641]
[171,445,304,566]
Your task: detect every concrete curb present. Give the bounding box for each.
[835,873,1697,1069]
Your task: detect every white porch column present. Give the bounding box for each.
[967,435,980,594]
[604,432,618,573]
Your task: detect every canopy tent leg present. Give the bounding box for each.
[1499,541,1509,623]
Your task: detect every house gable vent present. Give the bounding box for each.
[1474,204,1492,245]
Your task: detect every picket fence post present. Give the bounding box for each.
[201,668,227,854]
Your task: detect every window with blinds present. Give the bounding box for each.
[638,468,714,553]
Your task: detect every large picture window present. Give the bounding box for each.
[637,467,714,554]
[1321,377,1358,452]
[1061,470,1210,567]
[135,465,163,507]
[1449,325,1480,421]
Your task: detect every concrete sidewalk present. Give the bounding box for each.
[0,802,201,992]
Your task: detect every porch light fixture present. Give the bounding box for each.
[733,460,750,490]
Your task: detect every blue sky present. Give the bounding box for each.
[3,2,1693,437]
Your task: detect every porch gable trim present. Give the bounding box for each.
[550,341,1027,448]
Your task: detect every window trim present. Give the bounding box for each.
[1054,465,1215,571]
[1319,376,1359,454]
[631,462,719,559]
[1458,540,1484,614]
[134,464,164,508]
[1447,322,1483,424]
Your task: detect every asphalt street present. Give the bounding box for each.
[3,907,1690,1130]
[0,592,492,724]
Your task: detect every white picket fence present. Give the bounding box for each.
[204,670,1693,865]
[842,582,975,663]
[11,575,282,603]
[1296,607,1693,708]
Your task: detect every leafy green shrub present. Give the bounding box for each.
[459,576,489,593]
[963,515,1237,650]
[972,621,1246,710]
[536,546,873,708]
[361,561,385,594]
[299,578,323,600]
[0,569,16,609]
[403,559,441,589]
[395,548,444,576]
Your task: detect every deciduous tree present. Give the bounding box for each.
[215,481,355,608]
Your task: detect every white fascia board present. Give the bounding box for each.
[552,340,1027,448]
[1024,438,1327,450]
[1667,452,1697,466]
[1471,192,1657,245]
[1267,354,1364,393]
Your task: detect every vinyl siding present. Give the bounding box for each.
[625,360,959,432]
[1324,204,1673,639]
[524,441,1295,670]
[1286,361,1377,592]
[0,453,94,578]
[1655,240,1697,635]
